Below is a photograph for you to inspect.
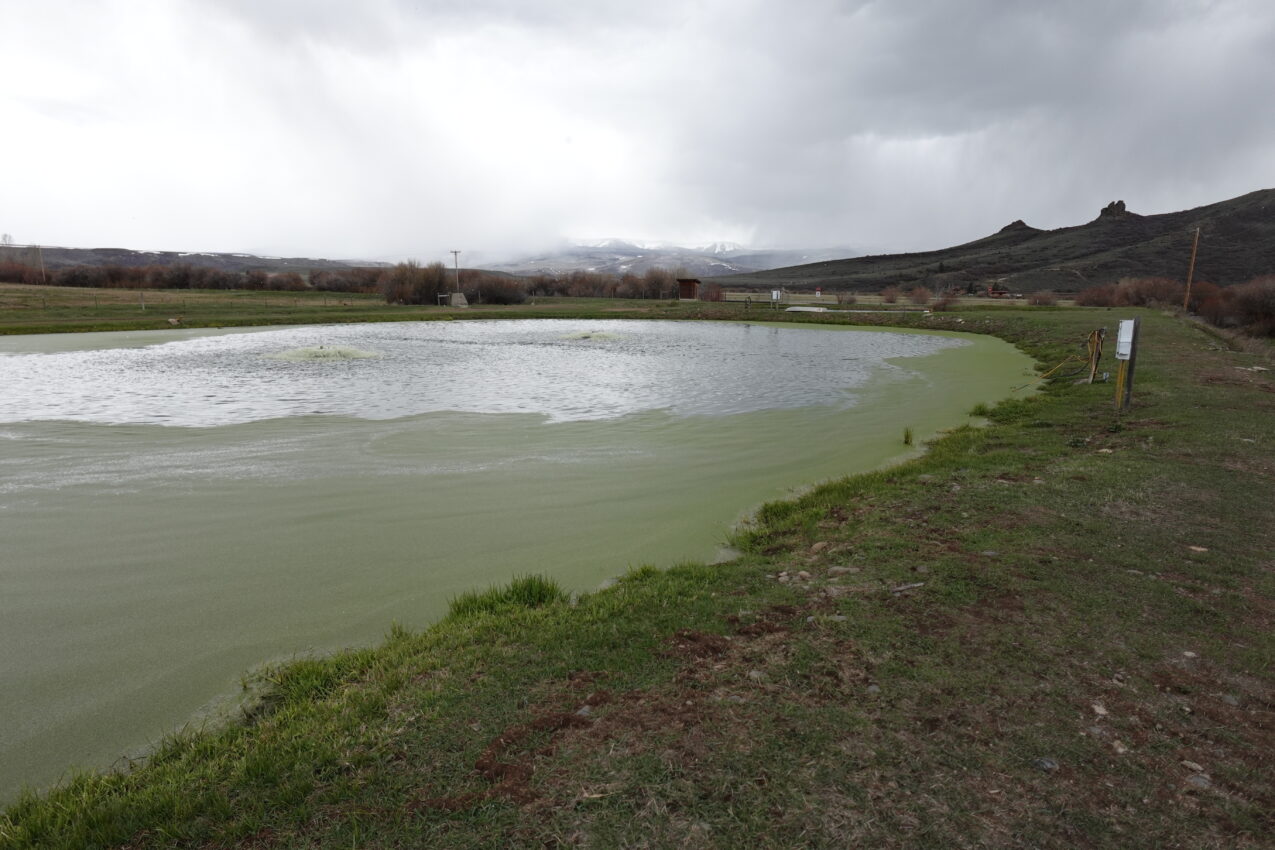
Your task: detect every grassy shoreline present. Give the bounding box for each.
[2,306,1272,848]
[0,283,1028,337]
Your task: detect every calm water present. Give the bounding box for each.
[0,319,1034,800]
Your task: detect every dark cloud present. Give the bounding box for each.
[3,0,1272,257]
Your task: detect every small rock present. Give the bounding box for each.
[828,566,859,576]
[917,474,935,483]
[1112,740,1128,754]
[1186,773,1211,789]
[576,705,593,717]
[1181,760,1205,772]
[866,684,881,695]
[1033,758,1060,772]
[1097,448,1114,454]
[891,581,926,594]
[806,616,815,623]
[1086,726,1106,738]
[1032,478,1045,485]
[950,484,962,493]
[912,564,930,574]
[747,669,766,682]
[726,694,746,704]
[810,542,829,554]
[796,570,812,580]
[1219,694,1240,706]
[1092,703,1109,717]
[778,575,791,583]
[1187,545,1208,553]
[830,614,847,622]
[981,550,999,558]
[1182,651,1198,659]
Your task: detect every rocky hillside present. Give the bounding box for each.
[715,189,1275,292]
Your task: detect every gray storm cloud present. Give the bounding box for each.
[1,0,1272,260]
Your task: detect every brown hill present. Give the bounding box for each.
[715,189,1275,293]
[0,245,387,274]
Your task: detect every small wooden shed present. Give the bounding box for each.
[677,278,701,300]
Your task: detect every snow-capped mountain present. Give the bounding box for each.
[481,242,857,278]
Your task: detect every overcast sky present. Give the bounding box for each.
[2,0,1273,262]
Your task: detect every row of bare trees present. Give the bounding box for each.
[378,262,528,305]
[1075,275,1275,336]
[1,257,731,307]
[0,261,382,293]
[378,264,722,304]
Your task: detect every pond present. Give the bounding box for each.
[0,319,1034,800]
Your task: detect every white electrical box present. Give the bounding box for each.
[771,290,781,302]
[1115,319,1135,360]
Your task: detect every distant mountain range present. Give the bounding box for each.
[478,240,859,279]
[715,189,1275,292]
[1,240,854,280]
[0,245,390,274]
[12,188,1271,291]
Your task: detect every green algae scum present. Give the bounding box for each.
[0,318,1034,802]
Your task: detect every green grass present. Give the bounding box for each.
[445,575,569,621]
[2,306,1272,849]
[0,284,735,335]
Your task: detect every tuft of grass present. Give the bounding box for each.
[969,401,992,417]
[903,426,914,445]
[445,574,568,621]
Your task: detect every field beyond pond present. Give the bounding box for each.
[0,284,717,335]
[0,283,1047,337]
[1,303,1272,849]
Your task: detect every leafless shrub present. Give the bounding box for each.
[379,261,447,305]
[1074,284,1117,307]
[468,273,527,305]
[1184,281,1220,314]
[1229,275,1275,336]
[1113,276,1184,307]
[0,261,40,284]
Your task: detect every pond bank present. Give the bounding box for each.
[3,308,1272,849]
[0,319,1031,803]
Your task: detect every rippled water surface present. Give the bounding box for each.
[0,320,1033,800]
[0,319,964,425]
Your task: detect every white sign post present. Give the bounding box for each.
[1114,318,1140,410]
[1115,319,1135,360]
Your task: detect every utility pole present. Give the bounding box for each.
[450,250,461,293]
[1182,227,1200,312]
